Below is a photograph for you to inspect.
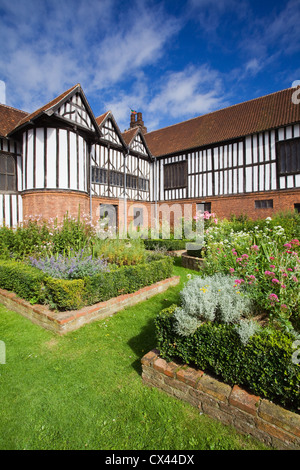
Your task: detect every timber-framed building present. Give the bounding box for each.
[0,83,299,228]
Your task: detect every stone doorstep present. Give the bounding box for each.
[0,276,180,334]
[142,349,300,449]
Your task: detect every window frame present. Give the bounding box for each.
[277,137,300,176]
[0,153,17,192]
[255,199,273,209]
[164,160,188,190]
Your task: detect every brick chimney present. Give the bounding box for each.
[130,111,147,133]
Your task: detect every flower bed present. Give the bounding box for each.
[0,256,173,311]
[155,304,300,412]
[155,211,300,413]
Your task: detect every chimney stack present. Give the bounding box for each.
[129,111,147,133]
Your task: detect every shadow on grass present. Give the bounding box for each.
[127,295,176,376]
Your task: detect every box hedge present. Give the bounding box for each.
[155,304,300,412]
[0,256,173,311]
[143,239,190,251]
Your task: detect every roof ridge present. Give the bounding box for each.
[0,103,28,115]
[146,87,294,136]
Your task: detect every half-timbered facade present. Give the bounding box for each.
[0,83,299,228]
[144,87,300,219]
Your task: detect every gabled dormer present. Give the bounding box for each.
[96,111,127,150]
[122,126,153,161]
[9,83,101,141]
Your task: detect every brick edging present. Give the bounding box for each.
[0,276,180,334]
[141,350,300,450]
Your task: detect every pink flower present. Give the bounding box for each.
[269,293,279,302]
[269,265,275,269]
[292,276,298,282]
[251,245,259,251]
[284,243,292,248]
[291,239,299,246]
[229,268,235,273]
[280,304,288,309]
[280,284,286,289]
[287,268,293,272]
[242,254,249,259]
[272,278,280,284]
[282,272,288,277]
[234,279,242,284]
[249,275,256,280]
[265,271,275,276]
[270,256,275,260]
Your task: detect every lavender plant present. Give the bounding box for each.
[29,249,110,280]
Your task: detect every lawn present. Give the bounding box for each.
[0,260,267,451]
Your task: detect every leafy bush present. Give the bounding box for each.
[0,256,173,311]
[91,238,147,266]
[143,239,190,251]
[155,305,300,411]
[201,215,300,333]
[0,260,45,304]
[43,277,86,310]
[84,257,174,306]
[173,274,252,337]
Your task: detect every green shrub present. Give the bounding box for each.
[155,305,300,411]
[84,257,173,306]
[173,274,253,337]
[43,277,86,311]
[91,238,147,266]
[143,239,190,251]
[0,260,46,304]
[0,256,173,311]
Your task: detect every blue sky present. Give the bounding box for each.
[0,0,300,132]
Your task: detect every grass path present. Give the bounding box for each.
[0,261,267,450]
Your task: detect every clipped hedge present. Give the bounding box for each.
[84,256,173,306]
[155,304,300,412]
[0,260,45,304]
[143,239,190,251]
[43,278,86,311]
[0,256,174,311]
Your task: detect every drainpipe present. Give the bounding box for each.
[89,143,94,224]
[124,152,128,237]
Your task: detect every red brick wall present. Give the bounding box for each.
[22,191,90,222]
[21,188,300,227]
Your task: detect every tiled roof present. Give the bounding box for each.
[0,104,28,137]
[95,111,110,126]
[11,84,80,132]
[122,127,139,146]
[144,87,300,157]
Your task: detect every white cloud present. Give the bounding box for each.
[104,64,229,132]
[0,0,181,113]
[0,81,6,105]
[148,65,226,120]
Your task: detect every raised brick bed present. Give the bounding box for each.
[141,349,300,450]
[181,252,204,271]
[0,276,180,335]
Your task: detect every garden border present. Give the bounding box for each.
[0,276,180,335]
[141,349,300,450]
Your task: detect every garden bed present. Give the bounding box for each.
[0,276,180,334]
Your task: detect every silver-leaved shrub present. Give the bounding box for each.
[174,273,253,336]
[234,319,261,345]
